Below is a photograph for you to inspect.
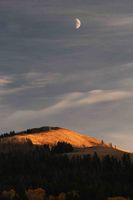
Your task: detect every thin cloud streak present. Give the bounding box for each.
[106,16,133,27]
[1,89,132,131]
[0,72,61,96]
[13,89,132,115]
[0,76,13,86]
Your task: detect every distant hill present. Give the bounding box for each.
[0,126,128,155]
[0,127,101,147]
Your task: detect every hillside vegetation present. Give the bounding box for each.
[0,142,132,200]
[0,127,128,154]
[0,127,101,147]
[0,126,132,200]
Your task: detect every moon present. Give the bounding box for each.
[75,18,81,29]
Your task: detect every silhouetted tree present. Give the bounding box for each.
[51,142,73,154]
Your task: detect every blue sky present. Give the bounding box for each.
[0,0,133,151]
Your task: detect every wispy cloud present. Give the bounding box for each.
[0,72,61,96]
[105,16,133,27]
[0,76,12,86]
[78,90,132,105]
[24,71,61,87]
[2,89,132,131]
[43,90,132,113]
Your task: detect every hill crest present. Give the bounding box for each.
[1,127,101,147]
[0,126,128,153]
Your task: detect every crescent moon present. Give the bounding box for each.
[75,18,81,29]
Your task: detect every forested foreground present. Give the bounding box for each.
[0,142,133,200]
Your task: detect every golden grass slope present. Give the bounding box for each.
[10,128,101,147]
[0,127,128,153]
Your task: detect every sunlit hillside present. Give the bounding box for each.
[0,127,128,154]
[1,128,101,147]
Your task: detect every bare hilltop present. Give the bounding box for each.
[0,126,129,157]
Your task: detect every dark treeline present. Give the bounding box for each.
[0,126,60,138]
[0,142,133,200]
